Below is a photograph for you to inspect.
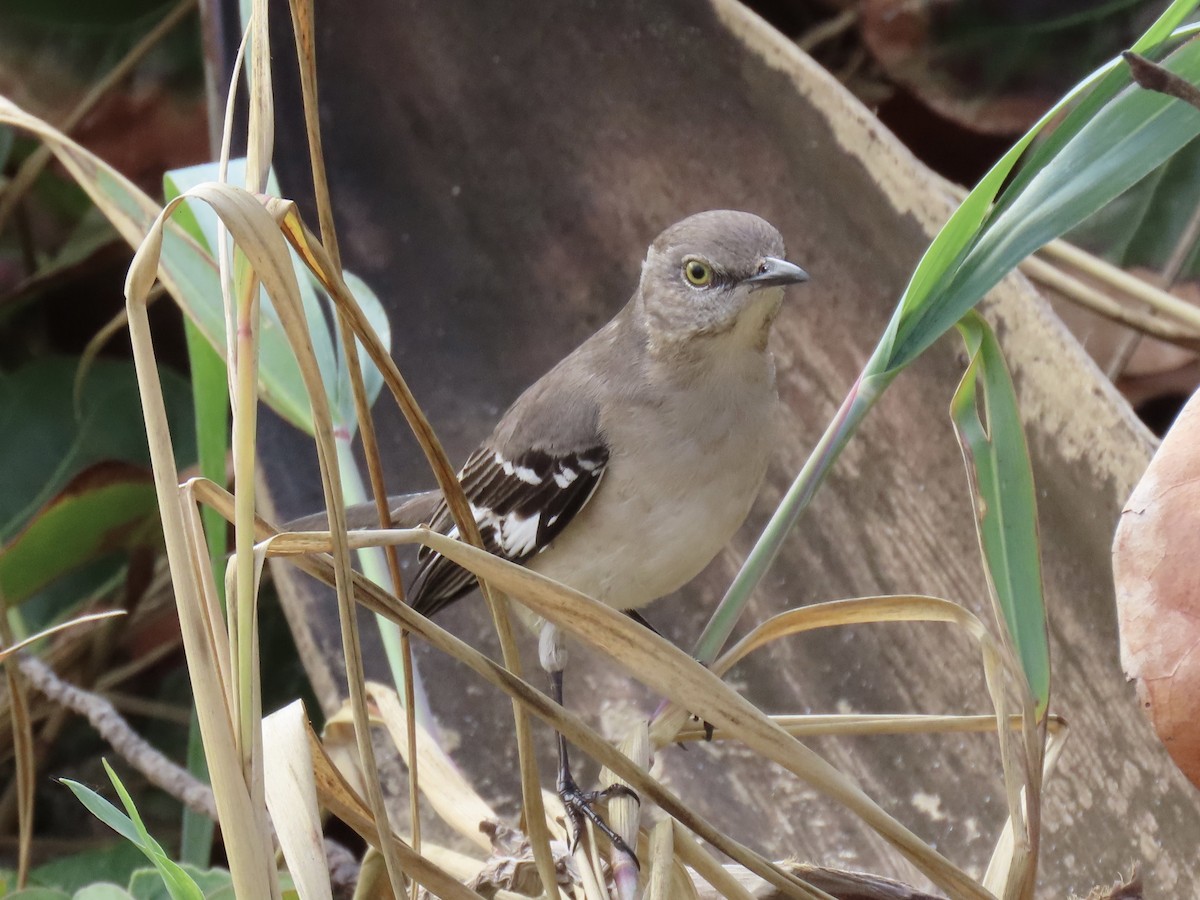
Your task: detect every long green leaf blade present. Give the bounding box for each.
[951,312,1049,715]
[888,34,1200,372]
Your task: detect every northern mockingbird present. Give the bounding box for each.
[295,209,808,855]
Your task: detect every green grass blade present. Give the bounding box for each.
[950,313,1049,716]
[100,762,205,900]
[887,31,1200,372]
[60,767,205,900]
[60,779,143,847]
[695,6,1200,665]
[993,0,1199,216]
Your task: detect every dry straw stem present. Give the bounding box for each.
[296,712,483,899]
[982,717,1069,897]
[1029,239,1200,341]
[675,713,1067,743]
[198,482,818,899]
[271,201,561,898]
[126,261,277,896]
[1021,255,1200,351]
[288,0,424,873]
[262,702,332,900]
[0,616,33,889]
[671,822,756,900]
[644,820,674,900]
[360,683,498,852]
[282,0,424,878]
[260,521,991,900]
[599,722,648,898]
[681,594,1042,900]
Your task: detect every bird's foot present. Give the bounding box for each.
[559,774,641,867]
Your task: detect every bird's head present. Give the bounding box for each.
[636,210,808,353]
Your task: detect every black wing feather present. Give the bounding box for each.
[409,443,609,616]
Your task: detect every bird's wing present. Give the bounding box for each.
[408,438,609,617]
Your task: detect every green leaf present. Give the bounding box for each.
[0,356,195,542]
[331,270,389,434]
[28,842,148,894]
[6,890,72,899]
[61,766,204,900]
[128,866,232,900]
[60,779,144,847]
[73,886,135,900]
[101,763,204,900]
[886,27,1200,372]
[159,163,314,431]
[1067,136,1200,273]
[993,0,1199,215]
[951,312,1050,716]
[164,160,390,436]
[0,463,159,606]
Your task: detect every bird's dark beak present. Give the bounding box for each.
[747,256,809,289]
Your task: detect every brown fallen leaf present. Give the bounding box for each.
[1113,387,1200,789]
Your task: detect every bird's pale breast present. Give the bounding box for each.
[527,351,777,609]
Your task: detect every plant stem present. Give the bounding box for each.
[694,362,895,665]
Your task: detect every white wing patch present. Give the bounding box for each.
[495,451,543,485]
[470,501,542,558]
[410,443,610,615]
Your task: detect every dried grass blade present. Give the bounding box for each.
[271,203,559,899]
[0,621,34,888]
[0,611,125,663]
[223,512,815,898]
[263,701,333,900]
[402,533,991,900]
[671,822,755,900]
[710,595,993,680]
[281,0,426,875]
[125,222,278,900]
[644,820,674,900]
[365,682,497,851]
[263,522,969,899]
[676,713,1066,742]
[302,722,483,899]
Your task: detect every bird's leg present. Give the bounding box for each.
[540,624,640,864]
[626,609,716,742]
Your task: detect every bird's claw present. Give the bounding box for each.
[559,776,641,868]
[688,712,716,741]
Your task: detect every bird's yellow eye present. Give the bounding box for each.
[684,259,713,287]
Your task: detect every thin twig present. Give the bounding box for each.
[1125,51,1200,111]
[17,654,218,820]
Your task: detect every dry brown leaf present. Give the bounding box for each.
[1113,387,1200,788]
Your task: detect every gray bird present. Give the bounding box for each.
[292,209,808,855]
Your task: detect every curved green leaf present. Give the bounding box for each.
[888,27,1200,372]
[0,463,158,607]
[951,312,1049,716]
